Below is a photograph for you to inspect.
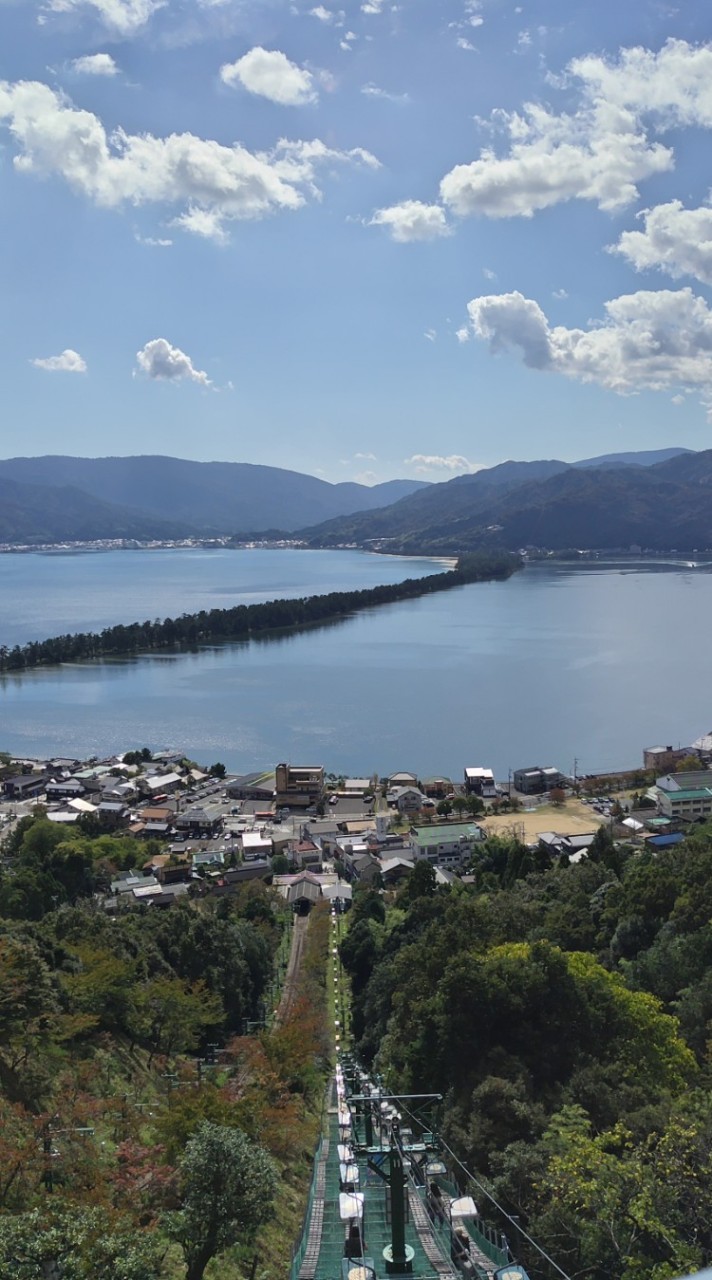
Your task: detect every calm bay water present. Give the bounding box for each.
[0,549,710,778]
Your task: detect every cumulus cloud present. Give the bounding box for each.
[414,38,712,224]
[31,348,87,372]
[455,326,470,343]
[362,0,386,12]
[220,48,317,106]
[466,286,712,415]
[44,0,163,36]
[569,38,712,127]
[611,200,712,286]
[369,199,450,242]
[440,99,671,219]
[406,455,480,474]
[71,52,118,75]
[135,338,211,386]
[0,79,378,242]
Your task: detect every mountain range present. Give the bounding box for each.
[0,447,710,551]
[303,447,712,553]
[0,456,428,543]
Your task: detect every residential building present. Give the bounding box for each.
[274,762,325,809]
[407,822,484,868]
[512,766,565,795]
[643,745,691,772]
[464,767,497,798]
[386,786,431,814]
[3,772,50,799]
[241,831,273,862]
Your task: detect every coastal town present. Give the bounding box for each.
[3,736,712,914]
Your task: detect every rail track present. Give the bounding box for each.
[275,914,308,1023]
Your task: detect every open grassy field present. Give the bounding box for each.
[482,798,605,842]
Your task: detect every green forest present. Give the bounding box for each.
[0,551,520,671]
[339,829,712,1280]
[0,814,332,1279]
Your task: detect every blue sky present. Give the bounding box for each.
[3,0,712,483]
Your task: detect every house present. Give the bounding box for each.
[655,771,712,821]
[45,779,86,801]
[407,822,484,868]
[96,802,130,828]
[240,831,273,862]
[379,856,416,886]
[512,766,565,795]
[343,778,371,797]
[139,772,182,798]
[274,763,325,809]
[175,808,223,837]
[464,767,497,798]
[387,771,418,788]
[3,772,50,799]
[538,831,597,860]
[421,777,453,798]
[386,786,430,814]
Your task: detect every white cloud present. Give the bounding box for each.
[135,232,172,246]
[611,200,712,286]
[440,99,672,219]
[0,79,378,242]
[220,48,317,107]
[406,454,481,474]
[135,338,211,386]
[309,5,343,22]
[361,0,386,11]
[466,286,712,416]
[369,199,450,242]
[31,347,87,372]
[361,82,409,103]
[455,326,470,343]
[355,469,378,485]
[354,451,376,460]
[552,287,568,299]
[482,266,496,280]
[456,37,476,51]
[432,39,712,223]
[71,52,118,75]
[44,0,163,36]
[424,328,437,341]
[569,38,712,128]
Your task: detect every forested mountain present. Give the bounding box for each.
[304,448,712,552]
[340,824,712,1280]
[0,456,428,539]
[0,476,190,544]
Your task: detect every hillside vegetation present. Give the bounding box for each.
[0,814,332,1279]
[340,828,712,1280]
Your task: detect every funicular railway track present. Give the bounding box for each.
[290,906,526,1280]
[275,914,309,1024]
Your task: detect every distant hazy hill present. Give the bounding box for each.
[303,448,712,553]
[0,477,190,545]
[0,456,428,537]
[572,447,692,469]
